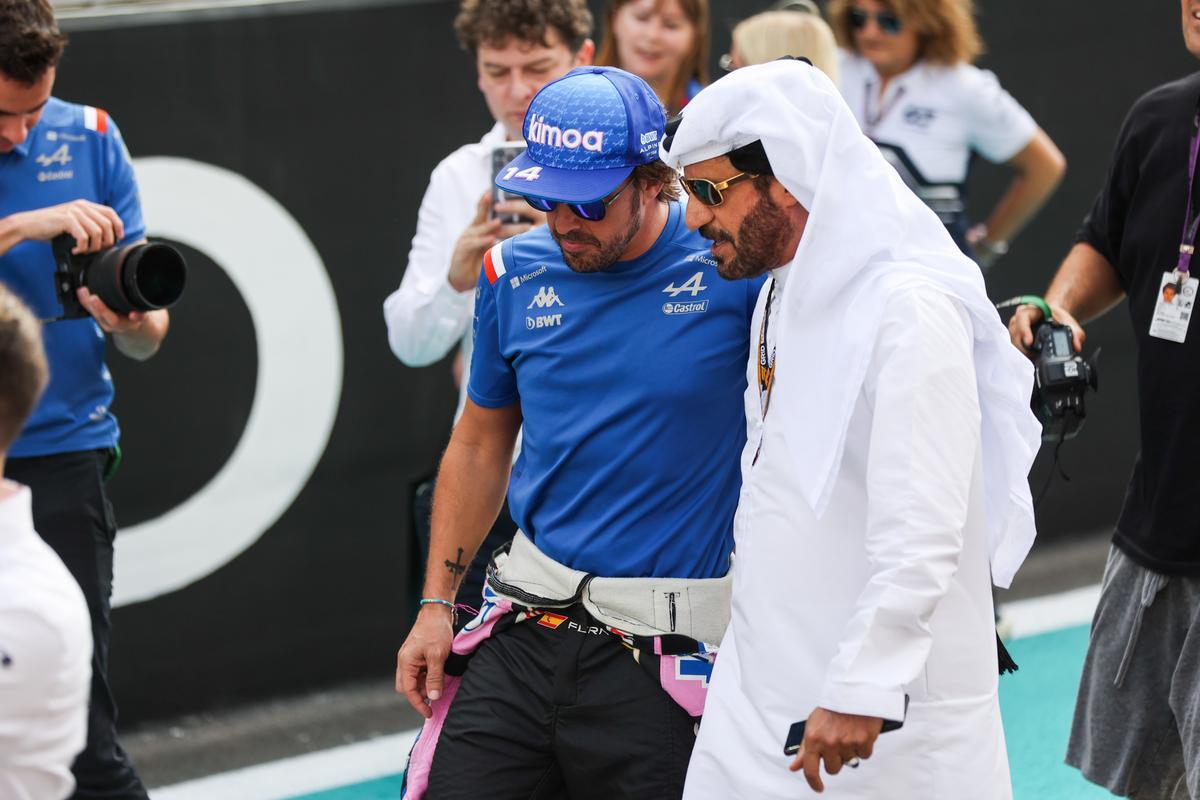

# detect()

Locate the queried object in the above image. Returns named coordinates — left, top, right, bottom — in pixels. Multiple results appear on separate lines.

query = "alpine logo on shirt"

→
left=662, top=271, right=710, bottom=315
left=35, top=143, right=75, bottom=182
left=36, top=143, right=72, bottom=168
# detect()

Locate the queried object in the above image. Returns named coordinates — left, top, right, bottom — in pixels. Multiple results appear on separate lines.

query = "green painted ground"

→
left=288, top=624, right=1113, bottom=800
left=1001, top=625, right=1112, bottom=800
left=289, top=775, right=404, bottom=800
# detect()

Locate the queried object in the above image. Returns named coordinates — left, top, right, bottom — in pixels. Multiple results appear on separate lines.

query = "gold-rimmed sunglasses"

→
left=680, top=171, right=758, bottom=207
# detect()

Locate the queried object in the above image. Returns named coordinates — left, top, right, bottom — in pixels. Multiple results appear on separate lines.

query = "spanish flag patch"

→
left=536, top=612, right=568, bottom=630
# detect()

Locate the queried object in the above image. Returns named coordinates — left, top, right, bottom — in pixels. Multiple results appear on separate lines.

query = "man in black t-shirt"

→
left=1008, top=5, right=1200, bottom=797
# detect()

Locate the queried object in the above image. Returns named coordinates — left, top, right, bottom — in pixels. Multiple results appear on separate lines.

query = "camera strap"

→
left=1175, top=107, right=1200, bottom=276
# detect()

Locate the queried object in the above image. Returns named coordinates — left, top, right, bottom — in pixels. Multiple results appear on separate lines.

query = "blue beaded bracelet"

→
left=419, top=598, right=456, bottom=611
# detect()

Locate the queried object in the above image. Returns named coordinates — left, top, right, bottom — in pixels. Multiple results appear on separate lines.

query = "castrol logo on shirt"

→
left=527, top=114, right=605, bottom=152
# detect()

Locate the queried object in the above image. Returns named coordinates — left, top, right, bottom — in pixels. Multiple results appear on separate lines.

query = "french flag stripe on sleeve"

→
left=483, top=242, right=507, bottom=285
left=84, top=106, right=109, bottom=134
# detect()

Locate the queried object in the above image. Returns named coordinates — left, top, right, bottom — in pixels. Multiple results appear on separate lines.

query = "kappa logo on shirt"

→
left=527, top=286, right=565, bottom=309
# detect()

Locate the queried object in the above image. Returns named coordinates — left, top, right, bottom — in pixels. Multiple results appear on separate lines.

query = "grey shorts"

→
left=1066, top=545, right=1200, bottom=799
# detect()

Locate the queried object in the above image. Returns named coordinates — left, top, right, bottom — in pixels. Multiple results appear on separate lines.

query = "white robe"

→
left=683, top=273, right=1012, bottom=799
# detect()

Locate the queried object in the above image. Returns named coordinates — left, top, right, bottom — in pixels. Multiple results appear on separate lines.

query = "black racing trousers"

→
left=425, top=604, right=697, bottom=799
left=5, top=450, right=148, bottom=800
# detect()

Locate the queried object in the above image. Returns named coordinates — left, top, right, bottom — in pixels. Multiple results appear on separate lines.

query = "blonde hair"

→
left=731, top=10, right=839, bottom=84
left=596, top=0, right=710, bottom=115
left=828, top=0, right=983, bottom=65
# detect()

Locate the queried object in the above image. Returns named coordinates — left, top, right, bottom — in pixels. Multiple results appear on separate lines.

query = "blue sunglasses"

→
left=524, top=176, right=635, bottom=221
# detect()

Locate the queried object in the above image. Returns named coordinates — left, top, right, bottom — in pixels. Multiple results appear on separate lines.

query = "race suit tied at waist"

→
left=486, top=530, right=732, bottom=645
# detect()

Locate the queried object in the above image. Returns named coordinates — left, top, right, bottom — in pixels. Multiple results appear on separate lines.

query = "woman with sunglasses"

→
left=829, top=0, right=1065, bottom=271
left=595, top=0, right=709, bottom=115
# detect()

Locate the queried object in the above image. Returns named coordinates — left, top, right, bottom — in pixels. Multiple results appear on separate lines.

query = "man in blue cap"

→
left=395, top=66, right=762, bottom=799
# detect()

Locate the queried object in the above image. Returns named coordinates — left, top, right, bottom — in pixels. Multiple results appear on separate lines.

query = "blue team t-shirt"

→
left=469, top=200, right=762, bottom=579
left=0, top=98, right=145, bottom=457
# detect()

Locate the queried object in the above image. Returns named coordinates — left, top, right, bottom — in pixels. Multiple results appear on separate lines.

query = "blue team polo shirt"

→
left=0, top=97, right=145, bottom=457
left=469, top=200, right=762, bottom=579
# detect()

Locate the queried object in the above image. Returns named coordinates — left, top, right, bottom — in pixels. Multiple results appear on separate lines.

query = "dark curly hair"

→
left=634, top=160, right=682, bottom=203
left=455, top=0, right=592, bottom=55
left=0, top=0, right=66, bottom=85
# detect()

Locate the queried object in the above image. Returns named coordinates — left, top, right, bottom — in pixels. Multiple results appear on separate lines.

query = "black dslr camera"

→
left=1029, top=319, right=1099, bottom=442
left=50, top=234, right=187, bottom=320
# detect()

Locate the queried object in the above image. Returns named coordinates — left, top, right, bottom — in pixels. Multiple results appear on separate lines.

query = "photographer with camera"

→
left=0, top=2, right=168, bottom=797
left=1007, top=3, right=1200, bottom=795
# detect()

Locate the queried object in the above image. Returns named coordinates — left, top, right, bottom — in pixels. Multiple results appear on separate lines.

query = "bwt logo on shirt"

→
left=526, top=314, right=563, bottom=329
left=527, top=114, right=605, bottom=152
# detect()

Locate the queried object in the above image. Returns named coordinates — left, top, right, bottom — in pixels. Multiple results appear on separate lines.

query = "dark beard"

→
left=702, top=191, right=793, bottom=281
left=553, top=189, right=643, bottom=273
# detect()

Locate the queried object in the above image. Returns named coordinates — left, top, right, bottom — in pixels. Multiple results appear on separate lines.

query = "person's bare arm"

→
left=971, top=129, right=1066, bottom=267
left=0, top=200, right=124, bottom=257
left=395, top=398, right=521, bottom=717
left=1008, top=241, right=1126, bottom=354
left=76, top=271, right=170, bottom=361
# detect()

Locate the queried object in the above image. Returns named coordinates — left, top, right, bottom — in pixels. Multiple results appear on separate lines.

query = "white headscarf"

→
left=660, top=60, right=1041, bottom=588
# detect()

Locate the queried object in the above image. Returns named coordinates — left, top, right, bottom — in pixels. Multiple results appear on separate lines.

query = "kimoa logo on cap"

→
left=528, top=114, right=605, bottom=152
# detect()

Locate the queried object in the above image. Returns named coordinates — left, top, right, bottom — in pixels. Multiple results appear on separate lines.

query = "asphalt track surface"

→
left=129, top=531, right=1114, bottom=799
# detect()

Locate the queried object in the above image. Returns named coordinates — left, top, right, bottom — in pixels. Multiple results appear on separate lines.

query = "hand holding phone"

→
left=492, top=141, right=535, bottom=225
left=784, top=698, right=908, bottom=793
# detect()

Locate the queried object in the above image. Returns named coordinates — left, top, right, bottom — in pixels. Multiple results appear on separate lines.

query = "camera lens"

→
left=123, top=243, right=186, bottom=310
left=86, top=242, right=187, bottom=314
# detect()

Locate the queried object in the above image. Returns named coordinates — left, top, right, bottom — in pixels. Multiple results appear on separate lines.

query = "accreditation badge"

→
left=1149, top=270, right=1198, bottom=343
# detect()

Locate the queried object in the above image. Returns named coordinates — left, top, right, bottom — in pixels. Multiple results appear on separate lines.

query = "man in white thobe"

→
left=660, top=59, right=1043, bottom=799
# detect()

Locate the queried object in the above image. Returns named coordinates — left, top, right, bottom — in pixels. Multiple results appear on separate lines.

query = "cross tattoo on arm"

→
left=444, top=547, right=467, bottom=589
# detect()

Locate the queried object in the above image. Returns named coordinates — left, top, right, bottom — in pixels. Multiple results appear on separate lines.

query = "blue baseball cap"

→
left=494, top=66, right=667, bottom=204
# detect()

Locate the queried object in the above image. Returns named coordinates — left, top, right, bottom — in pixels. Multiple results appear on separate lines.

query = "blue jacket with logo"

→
left=469, top=200, right=763, bottom=580
left=0, top=97, right=145, bottom=456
